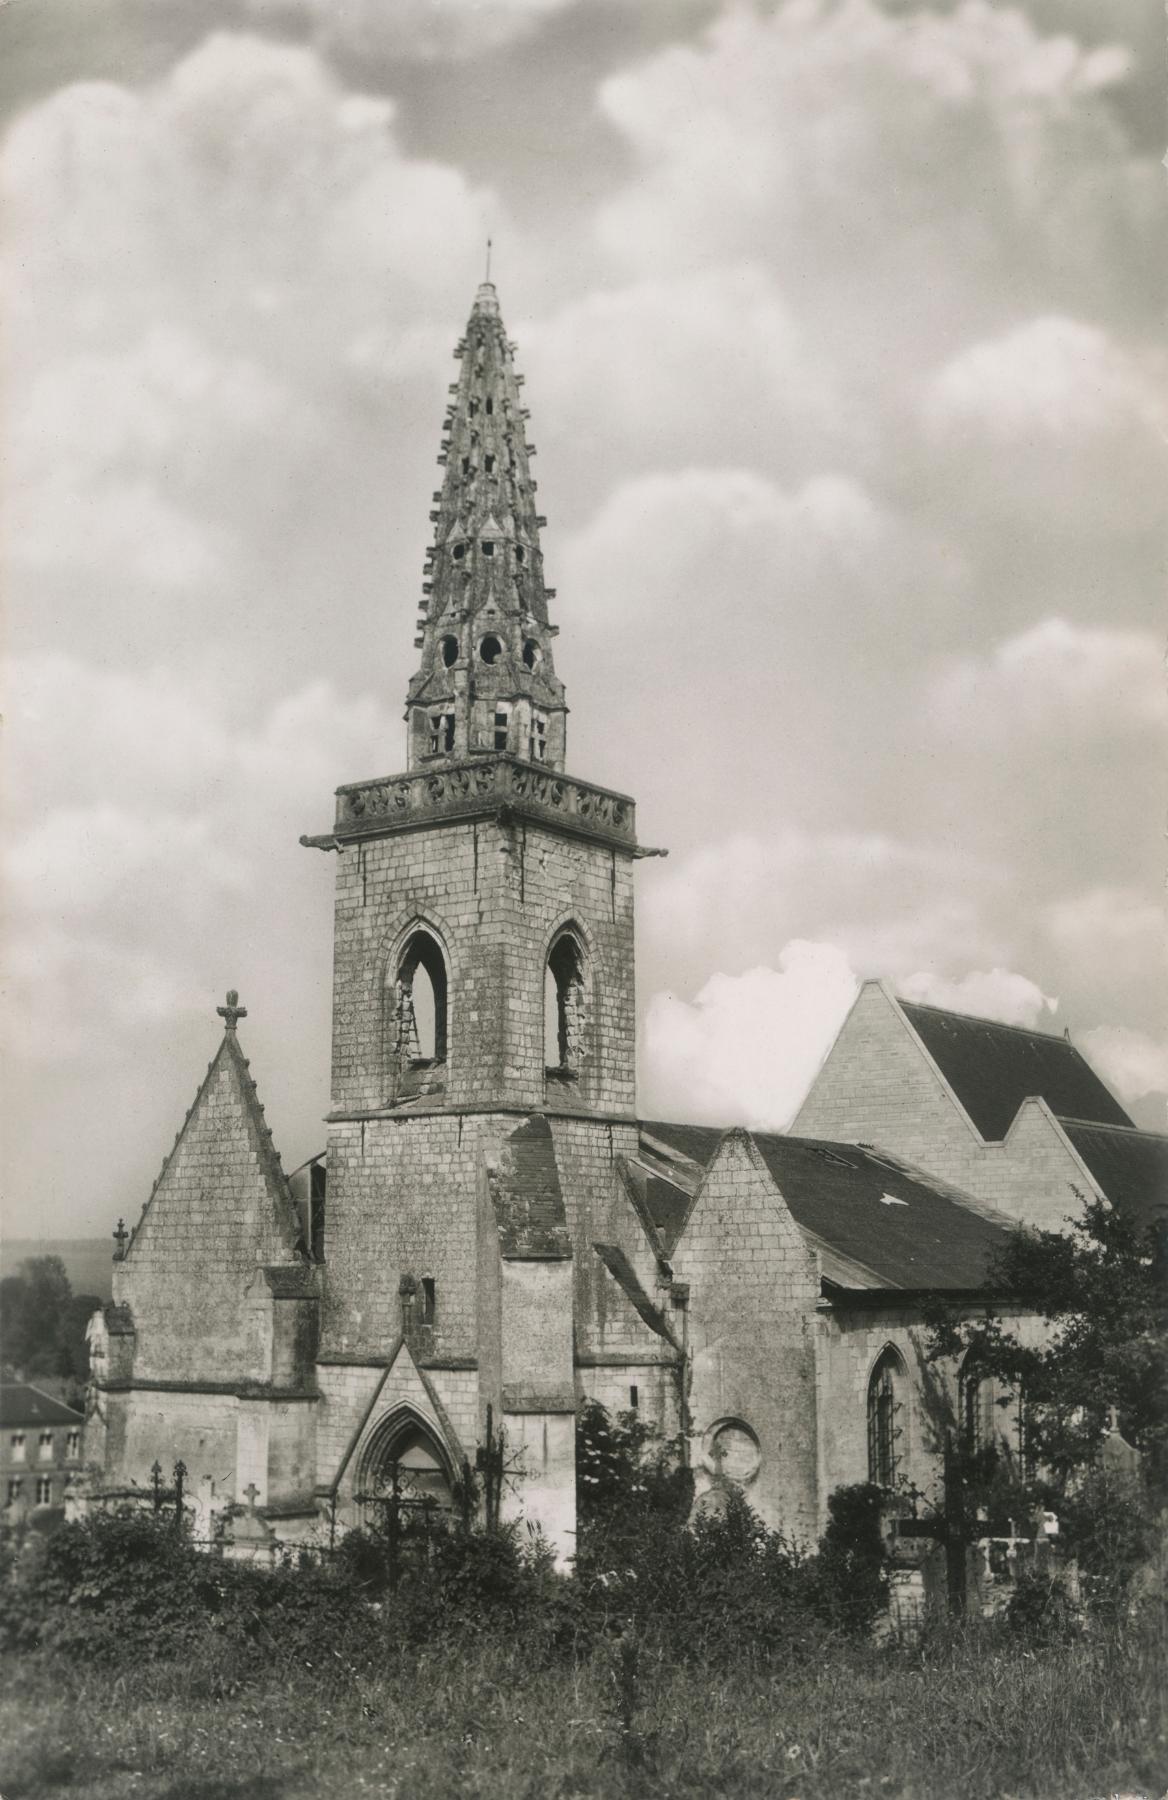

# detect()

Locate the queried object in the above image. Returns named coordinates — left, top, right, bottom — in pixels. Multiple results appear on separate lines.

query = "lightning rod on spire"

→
left=485, top=237, right=492, bottom=282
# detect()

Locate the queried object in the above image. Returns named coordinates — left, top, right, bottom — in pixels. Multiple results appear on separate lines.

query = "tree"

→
left=0, top=1256, right=98, bottom=1397
left=927, top=1199, right=1167, bottom=1599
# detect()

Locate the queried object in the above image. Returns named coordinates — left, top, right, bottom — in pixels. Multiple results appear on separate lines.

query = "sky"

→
left=2, top=0, right=1164, bottom=1240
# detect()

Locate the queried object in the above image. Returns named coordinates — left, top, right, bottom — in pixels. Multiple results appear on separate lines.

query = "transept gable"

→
left=118, top=994, right=305, bottom=1277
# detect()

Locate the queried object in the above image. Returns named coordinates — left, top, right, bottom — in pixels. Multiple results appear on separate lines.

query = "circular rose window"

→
left=702, top=1418, right=761, bottom=1486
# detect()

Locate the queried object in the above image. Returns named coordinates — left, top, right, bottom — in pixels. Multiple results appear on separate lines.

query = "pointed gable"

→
left=899, top=1001, right=1132, bottom=1141
left=118, top=1010, right=305, bottom=1384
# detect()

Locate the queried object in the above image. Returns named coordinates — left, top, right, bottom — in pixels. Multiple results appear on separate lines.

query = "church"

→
left=85, top=280, right=1162, bottom=1561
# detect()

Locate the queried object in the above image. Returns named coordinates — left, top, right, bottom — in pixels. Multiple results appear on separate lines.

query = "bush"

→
left=813, top=1482, right=891, bottom=1636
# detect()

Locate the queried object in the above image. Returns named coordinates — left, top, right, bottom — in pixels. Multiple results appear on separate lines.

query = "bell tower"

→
left=304, top=275, right=648, bottom=1365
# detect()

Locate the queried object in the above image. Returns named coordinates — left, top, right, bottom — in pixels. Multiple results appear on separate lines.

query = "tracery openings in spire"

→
left=404, top=279, right=567, bottom=773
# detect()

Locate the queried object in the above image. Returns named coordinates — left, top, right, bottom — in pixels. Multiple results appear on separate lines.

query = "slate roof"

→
left=1059, top=1119, right=1168, bottom=1233
left=0, top=1383, right=84, bottom=1428
left=899, top=1001, right=1132, bottom=1141
left=592, top=1243, right=679, bottom=1347
left=639, top=1121, right=1017, bottom=1292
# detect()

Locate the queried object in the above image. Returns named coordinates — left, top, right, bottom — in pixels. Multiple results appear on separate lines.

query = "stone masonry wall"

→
left=793, top=983, right=1098, bottom=1232
left=670, top=1132, right=821, bottom=1543
left=815, top=1305, right=1048, bottom=1530
left=329, top=813, right=636, bottom=1118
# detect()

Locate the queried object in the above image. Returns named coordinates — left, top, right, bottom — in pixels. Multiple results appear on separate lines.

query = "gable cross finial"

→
left=217, top=989, right=247, bottom=1032
left=113, top=1218, right=129, bottom=1260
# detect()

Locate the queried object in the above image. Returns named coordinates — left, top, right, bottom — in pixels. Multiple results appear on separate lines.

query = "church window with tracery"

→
left=493, top=703, right=511, bottom=751
left=867, top=1348, right=905, bottom=1488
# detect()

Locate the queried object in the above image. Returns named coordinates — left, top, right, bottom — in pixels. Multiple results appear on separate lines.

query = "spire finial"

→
left=217, top=989, right=247, bottom=1032
left=485, top=236, right=492, bottom=282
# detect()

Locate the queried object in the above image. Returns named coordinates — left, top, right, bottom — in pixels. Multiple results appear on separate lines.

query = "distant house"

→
left=793, top=981, right=1168, bottom=1236
left=1, top=1383, right=85, bottom=1519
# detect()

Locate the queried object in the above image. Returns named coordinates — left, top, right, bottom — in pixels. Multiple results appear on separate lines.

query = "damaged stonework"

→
left=479, top=1115, right=575, bottom=1566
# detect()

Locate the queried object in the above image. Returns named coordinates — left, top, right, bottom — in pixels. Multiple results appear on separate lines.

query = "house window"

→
left=66, top=1430, right=81, bottom=1460
left=35, top=1477, right=52, bottom=1505
left=485, top=455, right=495, bottom=474
left=545, top=929, right=586, bottom=1072
left=867, top=1348, right=905, bottom=1488
left=629, top=1385, right=639, bottom=1411
left=493, top=703, right=511, bottom=751
left=38, top=1432, right=53, bottom=1462
left=485, top=397, right=493, bottom=415
left=10, top=1434, right=25, bottom=1463
left=428, top=711, right=455, bottom=754
left=530, top=712, right=548, bottom=762
left=7, top=1478, right=22, bottom=1504
left=420, top=1277, right=436, bottom=1325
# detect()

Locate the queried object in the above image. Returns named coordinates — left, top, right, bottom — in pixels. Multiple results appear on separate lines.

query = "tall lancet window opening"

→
left=545, top=930, right=586, bottom=1075
left=867, top=1348, right=906, bottom=1488
left=961, top=1356, right=1025, bottom=1473
left=393, top=930, right=448, bottom=1100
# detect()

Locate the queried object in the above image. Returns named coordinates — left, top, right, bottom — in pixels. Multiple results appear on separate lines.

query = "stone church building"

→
left=86, top=281, right=1161, bottom=1562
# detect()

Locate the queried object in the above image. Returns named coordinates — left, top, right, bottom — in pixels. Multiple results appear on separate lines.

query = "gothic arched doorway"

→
left=356, top=1410, right=457, bottom=1534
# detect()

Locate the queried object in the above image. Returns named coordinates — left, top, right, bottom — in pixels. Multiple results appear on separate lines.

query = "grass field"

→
left=2, top=1612, right=1164, bottom=1800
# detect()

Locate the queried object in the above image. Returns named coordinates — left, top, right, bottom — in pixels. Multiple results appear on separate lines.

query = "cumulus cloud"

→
left=1043, top=887, right=1164, bottom=978
left=897, top=967, right=1057, bottom=1028
left=636, top=828, right=1008, bottom=1011
left=244, top=0, right=572, bottom=64
left=594, top=0, right=1157, bottom=343
left=924, top=316, right=1167, bottom=534
left=1, top=32, right=498, bottom=671
left=2, top=653, right=399, bottom=1071
left=522, top=266, right=847, bottom=503
left=930, top=618, right=1167, bottom=737
left=643, top=940, right=859, bottom=1128
left=1079, top=1026, right=1168, bottom=1111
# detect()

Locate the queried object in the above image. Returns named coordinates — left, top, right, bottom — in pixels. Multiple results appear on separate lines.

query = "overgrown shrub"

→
left=813, top=1482, right=891, bottom=1636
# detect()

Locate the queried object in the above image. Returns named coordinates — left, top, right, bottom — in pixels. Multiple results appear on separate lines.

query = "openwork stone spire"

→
left=405, top=281, right=567, bottom=772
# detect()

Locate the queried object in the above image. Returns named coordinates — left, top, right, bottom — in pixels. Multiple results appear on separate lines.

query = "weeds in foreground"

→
left=1, top=1605, right=1164, bottom=1800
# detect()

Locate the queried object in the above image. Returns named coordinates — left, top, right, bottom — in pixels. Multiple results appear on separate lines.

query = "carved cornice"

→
left=304, top=755, right=638, bottom=852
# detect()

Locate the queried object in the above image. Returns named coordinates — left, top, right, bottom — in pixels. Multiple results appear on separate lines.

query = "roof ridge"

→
left=1058, top=1114, right=1168, bottom=1141
left=898, top=998, right=1071, bottom=1045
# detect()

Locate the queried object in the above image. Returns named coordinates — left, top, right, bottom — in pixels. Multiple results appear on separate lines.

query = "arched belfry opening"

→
left=391, top=927, right=448, bottom=1101
left=545, top=928, right=587, bottom=1079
